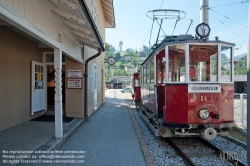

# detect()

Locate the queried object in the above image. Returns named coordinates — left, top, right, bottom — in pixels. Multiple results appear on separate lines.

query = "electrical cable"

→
left=159, top=0, right=165, bottom=9
left=210, top=12, right=247, bottom=50
left=210, top=0, right=249, bottom=9
left=209, top=8, right=248, bottom=29
left=210, top=12, right=245, bottom=38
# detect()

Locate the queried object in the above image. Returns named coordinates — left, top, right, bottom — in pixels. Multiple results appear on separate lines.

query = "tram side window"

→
left=150, top=59, right=154, bottom=84
left=144, top=67, right=146, bottom=85
left=135, top=78, right=140, bottom=87
left=146, top=63, right=150, bottom=84
left=142, top=66, right=144, bottom=85
left=189, top=45, right=218, bottom=82
left=168, top=45, right=186, bottom=82
left=157, top=58, right=166, bottom=84
left=221, top=46, right=232, bottom=82
left=140, top=67, right=143, bottom=85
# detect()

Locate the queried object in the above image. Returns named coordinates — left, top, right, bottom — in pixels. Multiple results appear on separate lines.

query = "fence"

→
left=234, top=93, right=247, bottom=127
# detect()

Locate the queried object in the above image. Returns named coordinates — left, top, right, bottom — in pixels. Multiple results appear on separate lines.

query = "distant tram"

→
left=131, top=72, right=141, bottom=107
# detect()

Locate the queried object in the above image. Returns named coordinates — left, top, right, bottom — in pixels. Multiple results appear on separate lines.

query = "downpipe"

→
left=84, top=49, right=102, bottom=121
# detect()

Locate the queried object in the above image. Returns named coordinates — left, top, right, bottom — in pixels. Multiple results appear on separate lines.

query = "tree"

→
left=109, top=45, right=116, bottom=53
left=142, top=45, right=152, bottom=57
left=105, top=42, right=110, bottom=52
left=115, top=53, right=121, bottom=61
left=105, top=42, right=144, bottom=79
left=116, top=61, right=124, bottom=70
left=112, top=68, right=125, bottom=76
left=234, top=56, right=247, bottom=75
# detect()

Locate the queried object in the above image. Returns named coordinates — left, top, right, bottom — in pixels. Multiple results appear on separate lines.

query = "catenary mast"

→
left=200, top=0, right=209, bottom=24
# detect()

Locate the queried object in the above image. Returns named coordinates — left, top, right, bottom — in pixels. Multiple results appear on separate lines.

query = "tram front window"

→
left=221, top=46, right=232, bottom=82
left=168, top=45, right=186, bottom=82
left=189, top=45, right=218, bottom=82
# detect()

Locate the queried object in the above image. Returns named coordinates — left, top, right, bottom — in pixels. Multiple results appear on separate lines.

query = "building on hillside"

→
left=106, top=79, right=123, bottom=89
left=0, top=0, right=115, bottom=138
left=109, top=76, right=132, bottom=87
left=124, top=66, right=136, bottom=75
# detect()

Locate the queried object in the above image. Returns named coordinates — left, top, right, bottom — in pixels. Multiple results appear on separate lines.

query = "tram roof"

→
left=141, top=34, right=235, bottom=66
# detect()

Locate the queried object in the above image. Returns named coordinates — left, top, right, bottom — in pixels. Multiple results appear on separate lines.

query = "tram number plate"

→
left=201, top=96, right=207, bottom=102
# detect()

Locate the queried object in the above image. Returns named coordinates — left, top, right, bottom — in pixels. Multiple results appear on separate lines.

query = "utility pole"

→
left=247, top=4, right=250, bottom=165
left=200, top=0, right=209, bottom=24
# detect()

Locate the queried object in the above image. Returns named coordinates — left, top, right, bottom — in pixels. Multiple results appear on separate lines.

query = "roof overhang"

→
left=101, top=0, right=115, bottom=28
left=51, top=0, right=105, bottom=51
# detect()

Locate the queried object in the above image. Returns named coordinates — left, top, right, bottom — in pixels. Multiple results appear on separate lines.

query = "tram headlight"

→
left=198, top=108, right=209, bottom=120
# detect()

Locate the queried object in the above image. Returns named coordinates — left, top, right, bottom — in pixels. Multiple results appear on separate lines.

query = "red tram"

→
left=131, top=72, right=141, bottom=107
left=135, top=35, right=235, bottom=140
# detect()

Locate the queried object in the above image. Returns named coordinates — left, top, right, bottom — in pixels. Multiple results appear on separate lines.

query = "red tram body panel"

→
left=164, top=85, right=234, bottom=124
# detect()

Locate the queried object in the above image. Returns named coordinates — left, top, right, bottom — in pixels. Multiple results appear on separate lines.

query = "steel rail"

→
left=166, top=138, right=196, bottom=166
left=198, top=137, right=246, bottom=166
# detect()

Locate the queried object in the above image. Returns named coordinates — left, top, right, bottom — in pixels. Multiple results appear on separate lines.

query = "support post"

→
left=240, top=93, right=244, bottom=124
left=247, top=4, right=250, bottom=165
left=200, top=0, right=209, bottom=24
left=54, top=48, right=63, bottom=139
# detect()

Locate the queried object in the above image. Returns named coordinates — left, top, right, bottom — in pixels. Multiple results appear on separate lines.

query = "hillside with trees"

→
left=105, top=43, right=151, bottom=81
left=105, top=42, right=247, bottom=81
left=234, top=55, right=247, bottom=75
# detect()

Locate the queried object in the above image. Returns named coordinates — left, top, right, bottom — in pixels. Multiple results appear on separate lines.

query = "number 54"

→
left=201, top=96, right=207, bottom=102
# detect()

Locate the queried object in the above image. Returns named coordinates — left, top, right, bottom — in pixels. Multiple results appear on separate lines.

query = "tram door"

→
left=156, top=53, right=166, bottom=117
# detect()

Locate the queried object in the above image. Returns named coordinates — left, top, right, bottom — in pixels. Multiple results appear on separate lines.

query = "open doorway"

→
left=46, top=65, right=65, bottom=114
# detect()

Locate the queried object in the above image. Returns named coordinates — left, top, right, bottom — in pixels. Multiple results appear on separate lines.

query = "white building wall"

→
left=0, top=0, right=83, bottom=62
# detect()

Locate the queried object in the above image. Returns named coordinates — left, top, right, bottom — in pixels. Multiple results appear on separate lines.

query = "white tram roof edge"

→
left=141, top=34, right=235, bottom=66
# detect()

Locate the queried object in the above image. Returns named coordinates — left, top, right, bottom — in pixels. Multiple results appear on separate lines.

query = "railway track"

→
left=166, top=137, right=246, bottom=166
left=128, top=102, right=247, bottom=165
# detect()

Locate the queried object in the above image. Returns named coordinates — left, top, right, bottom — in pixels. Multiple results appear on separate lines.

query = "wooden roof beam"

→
left=77, top=37, right=99, bottom=49
left=72, top=30, right=96, bottom=42
left=51, top=0, right=78, bottom=9
left=53, top=8, right=85, bottom=25
left=64, top=20, right=91, bottom=35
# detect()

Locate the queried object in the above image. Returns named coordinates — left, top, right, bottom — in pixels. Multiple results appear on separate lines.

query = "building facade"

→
left=0, top=0, right=115, bottom=138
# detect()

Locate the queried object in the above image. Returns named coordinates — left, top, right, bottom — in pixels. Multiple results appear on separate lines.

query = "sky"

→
left=106, top=0, right=250, bottom=56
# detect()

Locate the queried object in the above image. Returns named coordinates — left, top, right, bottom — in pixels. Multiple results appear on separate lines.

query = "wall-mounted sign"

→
left=67, top=78, right=82, bottom=89
left=68, top=70, right=82, bottom=78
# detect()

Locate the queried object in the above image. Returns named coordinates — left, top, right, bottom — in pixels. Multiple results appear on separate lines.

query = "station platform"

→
left=0, top=90, right=149, bottom=166
left=56, top=96, right=147, bottom=166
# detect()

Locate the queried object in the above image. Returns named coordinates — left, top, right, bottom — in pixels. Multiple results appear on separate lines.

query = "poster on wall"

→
left=68, top=70, right=82, bottom=78
left=67, top=78, right=82, bottom=89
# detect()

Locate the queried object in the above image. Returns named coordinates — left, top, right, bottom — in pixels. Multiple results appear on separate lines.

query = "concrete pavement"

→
left=0, top=89, right=147, bottom=166
left=57, top=92, right=146, bottom=166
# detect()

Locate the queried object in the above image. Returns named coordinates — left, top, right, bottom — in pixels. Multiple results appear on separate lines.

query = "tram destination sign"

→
left=188, top=84, right=221, bottom=93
